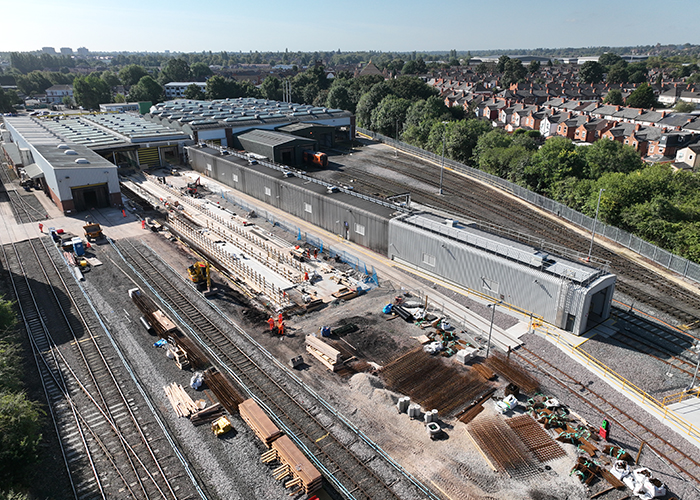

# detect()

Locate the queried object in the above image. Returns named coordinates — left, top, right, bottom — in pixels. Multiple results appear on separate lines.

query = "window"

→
left=354, top=223, right=365, bottom=235
left=264, top=187, right=271, bottom=196
left=232, top=173, right=238, bottom=182
left=304, top=203, right=312, bottom=213
left=422, top=253, right=435, bottom=267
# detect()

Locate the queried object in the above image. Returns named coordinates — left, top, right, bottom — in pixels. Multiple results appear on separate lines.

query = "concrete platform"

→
left=667, top=396, right=700, bottom=432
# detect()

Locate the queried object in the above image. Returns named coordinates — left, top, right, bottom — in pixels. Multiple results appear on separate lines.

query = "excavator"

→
left=185, top=176, right=202, bottom=197
left=187, top=261, right=215, bottom=296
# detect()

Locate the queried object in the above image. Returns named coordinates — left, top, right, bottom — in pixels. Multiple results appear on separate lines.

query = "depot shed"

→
left=388, top=212, right=616, bottom=335
left=234, top=129, right=317, bottom=166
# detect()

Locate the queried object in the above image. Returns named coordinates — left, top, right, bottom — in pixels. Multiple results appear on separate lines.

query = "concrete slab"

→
left=667, top=396, right=700, bottom=431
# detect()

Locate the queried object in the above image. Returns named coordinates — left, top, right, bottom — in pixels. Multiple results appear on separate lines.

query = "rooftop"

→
left=33, top=143, right=118, bottom=170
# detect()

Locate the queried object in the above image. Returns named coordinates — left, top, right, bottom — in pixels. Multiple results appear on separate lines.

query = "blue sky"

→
left=5, top=0, right=699, bottom=53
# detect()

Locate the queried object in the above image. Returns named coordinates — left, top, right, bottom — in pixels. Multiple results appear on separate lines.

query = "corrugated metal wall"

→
left=189, top=148, right=390, bottom=254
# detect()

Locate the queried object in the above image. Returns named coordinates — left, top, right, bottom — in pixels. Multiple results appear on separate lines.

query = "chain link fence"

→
left=358, top=127, right=700, bottom=285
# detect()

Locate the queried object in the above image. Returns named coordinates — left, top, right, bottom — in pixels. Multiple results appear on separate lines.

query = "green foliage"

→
left=473, top=129, right=536, bottom=181
left=401, top=59, right=426, bottom=74
left=370, top=95, right=412, bottom=136
left=0, top=488, right=29, bottom=500
left=579, top=61, right=604, bottom=84
left=113, top=93, right=126, bottom=103
left=260, top=76, right=282, bottom=101
left=190, top=62, right=212, bottom=80
left=674, top=101, right=696, bottom=113
left=100, top=71, right=121, bottom=88
left=606, top=62, right=628, bottom=84
left=603, top=89, right=624, bottom=105
left=127, top=76, right=162, bottom=103
left=0, top=342, right=22, bottom=393
left=290, top=65, right=330, bottom=104
left=497, top=55, right=510, bottom=73
left=184, top=84, right=204, bottom=100
left=528, top=60, right=541, bottom=74
left=0, top=88, right=17, bottom=113
left=73, top=75, right=111, bottom=110
left=581, top=139, right=644, bottom=179
left=10, top=52, right=74, bottom=73
left=501, top=59, right=527, bottom=86
left=625, top=83, right=656, bottom=109
left=159, top=58, right=191, bottom=84
left=118, top=64, right=148, bottom=87
left=598, top=53, right=624, bottom=67
left=0, top=392, right=43, bottom=486
left=14, top=72, right=52, bottom=96
left=204, top=75, right=259, bottom=100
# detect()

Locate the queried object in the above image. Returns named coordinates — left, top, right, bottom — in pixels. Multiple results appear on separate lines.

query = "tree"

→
left=579, top=61, right=604, bottom=84
left=370, top=95, right=412, bottom=136
left=497, top=55, right=511, bottom=73
left=355, top=82, right=391, bottom=127
left=100, top=71, right=121, bottom=88
left=159, top=58, right=191, bottom=84
left=260, top=76, right=282, bottom=101
left=581, top=139, right=643, bottom=179
left=598, top=53, right=623, bottom=67
left=184, top=84, right=204, bottom=100
left=0, top=392, right=44, bottom=486
left=606, top=62, right=628, bottom=84
left=127, top=76, right=163, bottom=104
left=603, top=89, right=624, bottom=105
left=674, top=101, right=696, bottom=112
left=325, top=84, right=352, bottom=111
left=625, top=83, right=656, bottom=109
left=190, top=62, right=212, bottom=80
left=113, top=93, right=126, bottom=103
left=502, top=59, right=527, bottom=86
left=528, top=60, right=541, bottom=74
left=118, top=64, right=148, bottom=87
left=0, top=88, right=18, bottom=113
left=475, top=62, right=488, bottom=74
left=524, top=137, right=585, bottom=196
left=61, top=95, right=73, bottom=108
left=73, top=75, right=111, bottom=110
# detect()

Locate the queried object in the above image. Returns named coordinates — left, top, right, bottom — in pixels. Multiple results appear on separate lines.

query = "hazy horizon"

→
left=5, top=0, right=699, bottom=54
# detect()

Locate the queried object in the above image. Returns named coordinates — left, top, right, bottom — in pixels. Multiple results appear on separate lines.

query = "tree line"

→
left=0, top=297, right=43, bottom=500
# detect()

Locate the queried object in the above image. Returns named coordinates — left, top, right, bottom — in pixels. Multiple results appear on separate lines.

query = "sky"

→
left=4, top=0, right=700, bottom=54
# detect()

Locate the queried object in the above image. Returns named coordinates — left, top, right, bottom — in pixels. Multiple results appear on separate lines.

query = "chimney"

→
left=586, top=115, right=590, bottom=122
left=638, top=108, right=643, bottom=115
left=616, top=106, right=621, bottom=112
left=635, top=124, right=641, bottom=131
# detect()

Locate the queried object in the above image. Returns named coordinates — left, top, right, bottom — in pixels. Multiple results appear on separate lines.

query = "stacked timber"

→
left=262, top=435, right=322, bottom=495
left=305, top=335, right=341, bottom=371
left=164, top=383, right=199, bottom=417
left=239, top=399, right=282, bottom=447
left=151, top=310, right=178, bottom=335
left=205, top=368, right=245, bottom=413
left=190, top=403, right=225, bottom=426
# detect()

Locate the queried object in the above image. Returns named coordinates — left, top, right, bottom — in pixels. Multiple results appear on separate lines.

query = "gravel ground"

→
left=519, top=332, right=700, bottom=500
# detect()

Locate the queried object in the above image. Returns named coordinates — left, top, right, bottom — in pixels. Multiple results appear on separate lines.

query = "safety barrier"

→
left=663, top=388, right=700, bottom=407
left=535, top=324, right=700, bottom=445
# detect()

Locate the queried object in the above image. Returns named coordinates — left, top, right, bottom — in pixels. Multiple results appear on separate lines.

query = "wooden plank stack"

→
left=205, top=368, right=245, bottom=413
left=164, top=383, right=199, bottom=417
left=305, top=335, right=341, bottom=371
left=190, top=402, right=225, bottom=426
left=261, top=435, right=322, bottom=496
left=239, top=399, right=282, bottom=447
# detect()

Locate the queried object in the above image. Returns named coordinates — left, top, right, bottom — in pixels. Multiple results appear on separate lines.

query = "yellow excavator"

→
left=187, top=261, right=214, bottom=296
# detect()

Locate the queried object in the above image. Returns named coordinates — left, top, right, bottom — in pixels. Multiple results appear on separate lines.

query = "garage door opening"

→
left=71, top=183, right=109, bottom=212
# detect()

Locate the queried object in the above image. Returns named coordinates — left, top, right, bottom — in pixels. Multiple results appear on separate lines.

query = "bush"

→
left=0, top=392, right=44, bottom=486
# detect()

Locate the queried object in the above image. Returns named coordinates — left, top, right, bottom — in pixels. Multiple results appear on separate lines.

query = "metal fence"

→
left=358, top=127, right=700, bottom=285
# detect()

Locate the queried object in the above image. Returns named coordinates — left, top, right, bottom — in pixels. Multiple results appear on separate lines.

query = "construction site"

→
left=2, top=125, right=700, bottom=500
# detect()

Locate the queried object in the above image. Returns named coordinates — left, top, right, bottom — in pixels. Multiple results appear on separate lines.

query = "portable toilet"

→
left=71, top=237, right=85, bottom=256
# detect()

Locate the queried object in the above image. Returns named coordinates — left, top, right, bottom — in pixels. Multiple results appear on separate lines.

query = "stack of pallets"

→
left=305, top=335, right=341, bottom=371
left=262, top=435, right=322, bottom=496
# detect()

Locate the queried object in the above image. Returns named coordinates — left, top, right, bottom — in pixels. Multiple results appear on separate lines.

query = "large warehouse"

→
left=389, top=212, right=616, bottom=335
left=147, top=97, right=354, bottom=147
left=2, top=116, right=122, bottom=212
left=186, top=145, right=616, bottom=335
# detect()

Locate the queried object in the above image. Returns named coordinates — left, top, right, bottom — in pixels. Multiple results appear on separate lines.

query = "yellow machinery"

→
left=83, top=223, right=103, bottom=241
left=211, top=416, right=233, bottom=437
left=187, top=261, right=214, bottom=296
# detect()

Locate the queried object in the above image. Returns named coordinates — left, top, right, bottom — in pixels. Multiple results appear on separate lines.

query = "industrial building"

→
left=2, top=116, right=121, bottom=212
left=186, top=145, right=615, bottom=335
left=235, top=129, right=317, bottom=166
left=388, top=212, right=615, bottom=335
left=164, top=82, right=207, bottom=99
left=147, top=98, right=354, bottom=147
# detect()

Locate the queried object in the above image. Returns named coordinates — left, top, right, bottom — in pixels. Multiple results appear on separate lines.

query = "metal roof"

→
left=237, top=129, right=316, bottom=148
left=23, top=163, right=44, bottom=179
left=399, top=212, right=603, bottom=284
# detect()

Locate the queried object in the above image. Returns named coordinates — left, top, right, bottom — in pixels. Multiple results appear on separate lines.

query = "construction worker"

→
left=278, top=321, right=285, bottom=336
left=278, top=313, right=284, bottom=324
left=122, top=208, right=126, bottom=217
left=267, top=317, right=275, bottom=331
left=313, top=248, right=318, bottom=259
left=38, top=223, right=43, bottom=233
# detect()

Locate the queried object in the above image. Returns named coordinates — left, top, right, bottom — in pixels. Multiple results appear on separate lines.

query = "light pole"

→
left=587, top=188, right=605, bottom=262
left=688, top=342, right=700, bottom=392
left=438, top=121, right=448, bottom=195
left=485, top=300, right=502, bottom=359
left=395, top=118, right=399, bottom=158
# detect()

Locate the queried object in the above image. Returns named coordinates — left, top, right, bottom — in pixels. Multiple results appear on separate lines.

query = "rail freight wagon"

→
left=302, top=151, right=328, bottom=167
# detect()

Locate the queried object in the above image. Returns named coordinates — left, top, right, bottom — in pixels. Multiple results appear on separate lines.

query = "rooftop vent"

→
left=64, top=149, right=78, bottom=155
left=57, top=144, right=70, bottom=149
left=444, top=219, right=457, bottom=227
left=74, top=158, right=90, bottom=164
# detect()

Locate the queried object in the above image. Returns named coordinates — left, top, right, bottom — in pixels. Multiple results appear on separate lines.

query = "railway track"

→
left=0, top=164, right=48, bottom=224
left=323, top=140, right=700, bottom=325
left=0, top=235, right=205, bottom=500
left=112, top=237, right=438, bottom=500
left=513, top=344, right=700, bottom=496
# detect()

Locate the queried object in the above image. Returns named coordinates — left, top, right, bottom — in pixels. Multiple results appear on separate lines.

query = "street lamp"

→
left=587, top=188, right=605, bottom=262
left=687, top=342, right=700, bottom=392
left=438, top=121, right=448, bottom=195
left=485, top=300, right=503, bottom=359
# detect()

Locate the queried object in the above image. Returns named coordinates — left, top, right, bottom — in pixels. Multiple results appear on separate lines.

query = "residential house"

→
left=673, top=144, right=700, bottom=170
left=46, top=85, right=73, bottom=104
